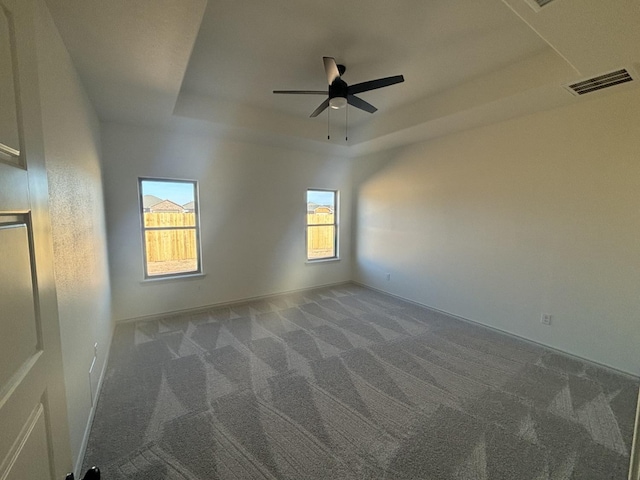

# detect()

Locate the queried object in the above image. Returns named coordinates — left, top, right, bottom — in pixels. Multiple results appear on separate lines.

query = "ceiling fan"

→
left=273, top=57, right=404, bottom=117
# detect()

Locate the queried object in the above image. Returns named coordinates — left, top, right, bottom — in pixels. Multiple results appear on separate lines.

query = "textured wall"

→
left=35, top=1, right=112, bottom=469
left=101, top=122, right=352, bottom=321
left=353, top=88, right=640, bottom=375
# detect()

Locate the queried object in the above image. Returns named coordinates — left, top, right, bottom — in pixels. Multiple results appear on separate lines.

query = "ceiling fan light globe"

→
left=329, top=97, right=347, bottom=109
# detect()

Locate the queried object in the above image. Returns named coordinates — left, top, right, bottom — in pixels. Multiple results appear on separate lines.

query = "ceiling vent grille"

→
left=564, top=68, right=635, bottom=96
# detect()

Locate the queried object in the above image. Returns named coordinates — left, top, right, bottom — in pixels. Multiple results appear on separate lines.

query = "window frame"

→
left=306, top=189, right=339, bottom=262
left=138, top=177, right=203, bottom=280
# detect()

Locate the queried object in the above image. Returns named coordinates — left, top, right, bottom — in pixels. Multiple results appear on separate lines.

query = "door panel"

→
left=0, top=2, right=21, bottom=165
left=0, top=0, right=72, bottom=478
left=0, top=221, right=39, bottom=390
left=1, top=403, right=53, bottom=480
left=0, top=166, right=28, bottom=207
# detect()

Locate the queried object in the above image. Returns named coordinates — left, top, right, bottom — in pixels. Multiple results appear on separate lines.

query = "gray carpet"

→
left=83, top=284, right=639, bottom=479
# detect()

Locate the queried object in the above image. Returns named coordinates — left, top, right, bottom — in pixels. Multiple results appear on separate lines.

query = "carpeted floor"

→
left=83, top=284, right=639, bottom=479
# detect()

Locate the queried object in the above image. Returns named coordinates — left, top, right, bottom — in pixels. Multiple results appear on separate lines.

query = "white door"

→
left=0, top=0, right=73, bottom=478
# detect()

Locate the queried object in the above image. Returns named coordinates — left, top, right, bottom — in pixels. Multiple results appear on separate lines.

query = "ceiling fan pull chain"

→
left=345, top=104, right=348, bottom=142
left=328, top=107, right=330, bottom=140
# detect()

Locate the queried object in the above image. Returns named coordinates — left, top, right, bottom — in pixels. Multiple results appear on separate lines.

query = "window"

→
left=139, top=178, right=202, bottom=278
left=306, top=189, right=338, bottom=260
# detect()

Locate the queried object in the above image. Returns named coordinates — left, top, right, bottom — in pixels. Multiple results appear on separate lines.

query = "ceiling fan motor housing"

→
left=329, top=78, right=348, bottom=100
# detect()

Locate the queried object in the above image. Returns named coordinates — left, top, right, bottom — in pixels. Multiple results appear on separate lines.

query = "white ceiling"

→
left=45, top=0, right=640, bottom=156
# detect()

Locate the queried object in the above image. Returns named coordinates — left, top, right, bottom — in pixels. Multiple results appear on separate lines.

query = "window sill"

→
left=140, top=272, right=206, bottom=284
left=305, top=258, right=340, bottom=264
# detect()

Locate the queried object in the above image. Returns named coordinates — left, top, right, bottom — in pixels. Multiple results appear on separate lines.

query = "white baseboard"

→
left=73, top=327, right=113, bottom=477
left=353, top=281, right=639, bottom=380
left=630, top=389, right=640, bottom=480
left=115, top=280, right=353, bottom=325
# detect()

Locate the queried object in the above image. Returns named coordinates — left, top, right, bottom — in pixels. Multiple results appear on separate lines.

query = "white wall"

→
left=35, top=1, right=112, bottom=470
left=101, top=122, right=352, bottom=321
left=353, top=88, right=640, bottom=375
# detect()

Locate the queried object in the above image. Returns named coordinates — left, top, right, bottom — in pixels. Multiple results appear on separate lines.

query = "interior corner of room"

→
left=1, top=0, right=639, bottom=478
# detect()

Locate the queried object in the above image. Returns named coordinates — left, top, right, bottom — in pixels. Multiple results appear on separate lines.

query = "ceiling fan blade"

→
left=310, top=98, right=330, bottom=117
left=348, top=75, right=405, bottom=95
left=273, top=90, right=328, bottom=95
left=323, top=57, right=341, bottom=85
left=347, top=95, right=377, bottom=114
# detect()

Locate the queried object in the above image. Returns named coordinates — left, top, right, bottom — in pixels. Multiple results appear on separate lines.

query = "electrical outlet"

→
left=385, top=273, right=391, bottom=281
left=541, top=313, right=552, bottom=325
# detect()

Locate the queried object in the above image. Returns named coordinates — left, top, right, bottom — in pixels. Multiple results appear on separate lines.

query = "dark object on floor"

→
left=65, top=466, right=100, bottom=480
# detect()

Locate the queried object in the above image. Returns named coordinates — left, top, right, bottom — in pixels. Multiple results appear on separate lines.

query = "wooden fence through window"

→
left=307, top=213, right=336, bottom=258
left=143, top=212, right=336, bottom=262
left=144, top=213, right=197, bottom=262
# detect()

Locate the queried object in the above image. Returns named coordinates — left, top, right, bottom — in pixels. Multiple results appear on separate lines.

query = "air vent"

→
left=564, top=68, right=635, bottom=96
